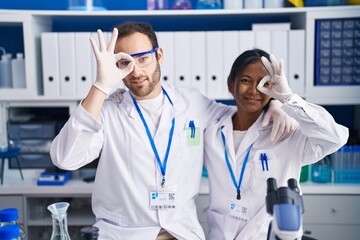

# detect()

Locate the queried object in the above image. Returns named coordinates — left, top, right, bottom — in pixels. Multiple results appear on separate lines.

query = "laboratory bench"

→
left=1, top=168, right=360, bottom=240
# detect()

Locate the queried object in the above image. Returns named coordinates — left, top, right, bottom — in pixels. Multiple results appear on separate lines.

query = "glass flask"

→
left=48, top=202, right=71, bottom=240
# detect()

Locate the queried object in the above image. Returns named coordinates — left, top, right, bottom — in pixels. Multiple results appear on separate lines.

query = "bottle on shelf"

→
left=11, top=53, right=26, bottom=89
left=147, top=0, right=169, bottom=10
left=196, top=0, right=222, bottom=9
left=0, top=225, right=20, bottom=240
left=224, top=0, right=243, bottom=9
left=244, top=0, right=263, bottom=8
left=0, top=208, right=27, bottom=240
left=0, top=49, right=12, bottom=88
left=80, top=226, right=99, bottom=240
left=172, top=0, right=192, bottom=9
left=47, top=202, right=71, bottom=240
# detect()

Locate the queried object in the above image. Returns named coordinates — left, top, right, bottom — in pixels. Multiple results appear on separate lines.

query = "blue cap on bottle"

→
left=0, top=208, right=19, bottom=222
left=0, top=225, right=20, bottom=239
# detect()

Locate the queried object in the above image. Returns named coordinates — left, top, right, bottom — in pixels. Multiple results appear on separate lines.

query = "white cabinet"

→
left=25, top=194, right=95, bottom=240
left=302, top=194, right=360, bottom=240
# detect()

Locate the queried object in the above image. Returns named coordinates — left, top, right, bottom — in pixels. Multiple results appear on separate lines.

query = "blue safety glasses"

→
left=117, top=46, right=158, bottom=69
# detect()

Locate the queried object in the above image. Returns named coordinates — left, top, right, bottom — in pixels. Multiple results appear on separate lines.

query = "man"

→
left=50, top=22, right=296, bottom=239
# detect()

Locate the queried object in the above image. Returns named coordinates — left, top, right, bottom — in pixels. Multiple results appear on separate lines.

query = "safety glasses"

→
left=117, top=46, right=158, bottom=69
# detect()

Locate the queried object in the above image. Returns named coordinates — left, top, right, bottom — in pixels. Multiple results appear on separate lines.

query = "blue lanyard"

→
left=130, top=87, right=175, bottom=188
left=220, top=126, right=253, bottom=200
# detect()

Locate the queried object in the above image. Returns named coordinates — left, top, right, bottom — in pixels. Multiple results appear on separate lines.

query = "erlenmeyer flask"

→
left=47, top=202, right=71, bottom=240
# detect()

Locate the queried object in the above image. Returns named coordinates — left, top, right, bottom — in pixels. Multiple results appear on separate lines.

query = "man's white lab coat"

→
left=50, top=85, right=230, bottom=240
left=204, top=94, right=349, bottom=240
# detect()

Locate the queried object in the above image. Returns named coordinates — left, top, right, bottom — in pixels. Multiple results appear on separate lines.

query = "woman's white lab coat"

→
left=204, top=94, right=348, bottom=240
left=50, top=85, right=230, bottom=240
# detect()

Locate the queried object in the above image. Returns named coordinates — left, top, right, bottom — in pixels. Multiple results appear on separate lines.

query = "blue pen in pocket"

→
left=260, top=153, right=265, bottom=171
left=260, top=153, right=269, bottom=172
left=189, top=120, right=195, bottom=138
left=264, top=153, right=269, bottom=171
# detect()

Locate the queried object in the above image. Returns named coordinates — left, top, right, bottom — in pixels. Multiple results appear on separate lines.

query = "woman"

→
left=204, top=49, right=348, bottom=240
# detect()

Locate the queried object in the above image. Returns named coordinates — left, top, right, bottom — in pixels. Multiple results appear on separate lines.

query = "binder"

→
left=58, top=32, right=77, bottom=97
left=222, top=31, right=240, bottom=99
left=206, top=31, right=224, bottom=99
left=254, top=30, right=271, bottom=53
left=157, top=31, right=175, bottom=86
left=271, top=30, right=289, bottom=78
left=288, top=30, right=305, bottom=97
left=174, top=31, right=191, bottom=88
left=91, top=32, right=98, bottom=87
left=74, top=32, right=92, bottom=99
left=41, top=32, right=60, bottom=97
left=238, top=31, right=255, bottom=53
left=190, top=31, right=206, bottom=95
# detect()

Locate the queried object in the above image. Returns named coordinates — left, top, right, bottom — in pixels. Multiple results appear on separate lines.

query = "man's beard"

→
left=124, top=63, right=161, bottom=98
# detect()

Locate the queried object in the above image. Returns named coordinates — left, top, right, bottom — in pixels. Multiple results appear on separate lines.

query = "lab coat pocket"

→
left=207, top=209, right=237, bottom=240
left=98, top=206, right=129, bottom=226
left=253, top=150, right=278, bottom=179
left=183, top=118, right=201, bottom=147
left=252, top=150, right=279, bottom=192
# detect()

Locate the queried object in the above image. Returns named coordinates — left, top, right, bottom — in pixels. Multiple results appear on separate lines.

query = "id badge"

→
left=149, top=186, right=176, bottom=210
left=229, top=199, right=249, bottom=222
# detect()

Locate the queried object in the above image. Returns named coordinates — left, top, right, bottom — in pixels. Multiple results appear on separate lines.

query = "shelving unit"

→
left=0, top=6, right=359, bottom=240
left=0, top=171, right=360, bottom=239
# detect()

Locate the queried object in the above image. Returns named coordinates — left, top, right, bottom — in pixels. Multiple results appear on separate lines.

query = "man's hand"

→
left=263, top=100, right=298, bottom=143
left=257, top=54, right=294, bottom=104
left=90, top=28, right=135, bottom=95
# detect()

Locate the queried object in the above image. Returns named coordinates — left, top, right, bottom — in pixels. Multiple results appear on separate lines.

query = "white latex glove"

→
left=263, top=99, right=299, bottom=143
left=90, top=28, right=135, bottom=95
left=257, top=54, right=294, bottom=103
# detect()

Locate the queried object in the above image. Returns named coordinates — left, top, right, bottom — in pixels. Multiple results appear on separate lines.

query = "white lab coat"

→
left=204, top=94, right=348, bottom=240
left=50, top=85, right=230, bottom=240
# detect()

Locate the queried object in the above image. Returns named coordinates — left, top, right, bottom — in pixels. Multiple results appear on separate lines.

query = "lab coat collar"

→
left=236, top=112, right=264, bottom=155
left=121, top=86, right=177, bottom=134
left=218, top=111, right=267, bottom=165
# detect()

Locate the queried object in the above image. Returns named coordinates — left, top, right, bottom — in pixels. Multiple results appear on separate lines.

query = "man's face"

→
left=115, top=32, right=163, bottom=100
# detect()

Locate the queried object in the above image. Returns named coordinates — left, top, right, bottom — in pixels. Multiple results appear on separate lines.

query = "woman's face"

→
left=229, top=60, right=271, bottom=115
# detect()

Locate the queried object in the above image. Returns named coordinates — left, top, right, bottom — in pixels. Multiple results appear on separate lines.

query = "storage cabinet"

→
left=302, top=194, right=360, bottom=240
left=305, top=7, right=360, bottom=105
left=25, top=195, right=95, bottom=240
left=0, top=176, right=360, bottom=240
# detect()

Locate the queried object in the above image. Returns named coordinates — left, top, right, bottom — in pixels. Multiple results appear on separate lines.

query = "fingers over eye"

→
left=97, top=29, right=106, bottom=52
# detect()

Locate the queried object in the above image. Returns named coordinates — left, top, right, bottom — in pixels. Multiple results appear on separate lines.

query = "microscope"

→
left=265, top=177, right=306, bottom=240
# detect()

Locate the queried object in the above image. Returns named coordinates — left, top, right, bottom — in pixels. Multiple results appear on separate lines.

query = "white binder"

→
left=174, top=31, right=191, bottom=88
left=206, top=31, right=224, bottom=99
left=190, top=31, right=206, bottom=95
left=222, top=31, right=240, bottom=99
left=91, top=32, right=98, bottom=86
left=75, top=32, right=92, bottom=99
left=41, top=32, right=60, bottom=97
left=288, top=30, right=305, bottom=97
left=254, top=30, right=271, bottom=53
left=238, top=31, right=255, bottom=53
left=58, top=32, right=77, bottom=97
left=157, top=31, right=175, bottom=86
left=271, top=30, right=289, bottom=78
